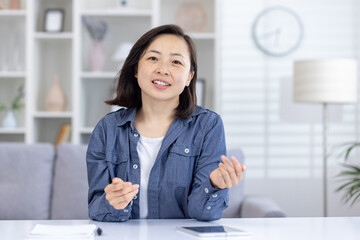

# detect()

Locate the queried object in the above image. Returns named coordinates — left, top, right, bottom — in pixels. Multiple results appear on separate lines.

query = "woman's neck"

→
left=134, top=100, right=177, bottom=138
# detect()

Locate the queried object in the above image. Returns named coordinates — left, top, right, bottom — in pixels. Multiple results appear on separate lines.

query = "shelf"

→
left=0, top=10, right=26, bottom=16
left=34, top=32, right=73, bottom=40
left=80, top=127, right=94, bottom=134
left=0, top=72, right=26, bottom=78
left=189, top=33, right=216, bottom=40
left=0, top=0, right=217, bottom=144
left=0, top=128, right=26, bottom=134
left=81, top=9, right=152, bottom=17
left=34, top=111, right=73, bottom=118
left=81, top=72, right=118, bottom=79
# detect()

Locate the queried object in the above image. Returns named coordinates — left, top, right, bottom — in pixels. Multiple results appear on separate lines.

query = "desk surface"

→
left=1, top=217, right=359, bottom=240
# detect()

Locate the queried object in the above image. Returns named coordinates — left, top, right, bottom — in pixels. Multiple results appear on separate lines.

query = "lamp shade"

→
left=293, top=59, right=357, bottom=103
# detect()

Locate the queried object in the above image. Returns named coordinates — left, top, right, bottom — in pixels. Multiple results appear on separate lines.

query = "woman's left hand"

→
left=209, top=155, right=246, bottom=189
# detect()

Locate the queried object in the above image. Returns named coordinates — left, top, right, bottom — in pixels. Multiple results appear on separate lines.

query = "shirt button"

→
left=134, top=195, right=138, bottom=200
left=133, top=164, right=138, bottom=169
left=134, top=133, right=139, bottom=137
left=124, top=209, right=129, bottom=213
left=184, top=148, right=190, bottom=154
left=212, top=194, right=218, bottom=198
left=207, top=206, right=212, bottom=210
left=204, top=188, right=209, bottom=193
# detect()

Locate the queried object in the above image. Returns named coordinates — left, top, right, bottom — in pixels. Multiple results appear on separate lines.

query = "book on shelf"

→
left=54, top=123, right=71, bottom=147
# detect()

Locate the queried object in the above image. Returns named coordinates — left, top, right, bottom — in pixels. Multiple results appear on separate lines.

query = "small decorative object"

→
left=10, top=0, right=20, bottom=9
left=90, top=41, right=106, bottom=72
left=175, top=2, right=207, bottom=32
left=112, top=42, right=133, bottom=70
left=0, top=84, right=25, bottom=129
left=116, top=0, right=128, bottom=8
left=82, top=17, right=108, bottom=71
left=54, top=123, right=71, bottom=147
left=0, top=0, right=7, bottom=9
left=45, top=75, right=67, bottom=112
left=2, top=110, right=17, bottom=129
left=44, top=9, right=64, bottom=32
left=252, top=6, right=304, bottom=57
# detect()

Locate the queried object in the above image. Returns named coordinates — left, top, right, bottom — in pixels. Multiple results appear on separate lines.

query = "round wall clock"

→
left=252, top=6, right=304, bottom=57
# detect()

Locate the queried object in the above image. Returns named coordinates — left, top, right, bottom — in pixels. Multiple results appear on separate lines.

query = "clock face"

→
left=252, top=6, right=304, bottom=57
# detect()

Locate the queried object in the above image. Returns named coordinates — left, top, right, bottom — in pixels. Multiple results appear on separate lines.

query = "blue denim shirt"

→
left=86, top=106, right=229, bottom=222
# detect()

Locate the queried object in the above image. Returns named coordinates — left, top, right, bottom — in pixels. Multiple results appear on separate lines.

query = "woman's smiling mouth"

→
left=152, top=80, right=171, bottom=89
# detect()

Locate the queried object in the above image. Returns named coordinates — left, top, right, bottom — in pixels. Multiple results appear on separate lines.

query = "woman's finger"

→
left=109, top=187, right=139, bottom=210
left=222, top=158, right=238, bottom=186
left=219, top=163, right=232, bottom=188
left=105, top=180, right=130, bottom=193
left=230, top=156, right=243, bottom=181
left=111, top=184, right=139, bottom=198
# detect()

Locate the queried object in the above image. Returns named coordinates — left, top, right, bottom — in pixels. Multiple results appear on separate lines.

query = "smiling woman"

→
left=86, top=24, right=246, bottom=222
left=135, top=34, right=194, bottom=109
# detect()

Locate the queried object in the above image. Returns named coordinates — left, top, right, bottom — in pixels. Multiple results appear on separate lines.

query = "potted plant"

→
left=0, top=84, right=25, bottom=129
left=336, top=142, right=360, bottom=206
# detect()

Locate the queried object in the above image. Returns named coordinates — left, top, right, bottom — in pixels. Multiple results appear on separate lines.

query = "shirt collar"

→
left=115, top=106, right=207, bottom=129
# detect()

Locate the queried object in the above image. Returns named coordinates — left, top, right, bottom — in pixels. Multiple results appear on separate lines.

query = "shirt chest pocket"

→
left=167, top=144, right=200, bottom=187
left=106, top=152, right=129, bottom=181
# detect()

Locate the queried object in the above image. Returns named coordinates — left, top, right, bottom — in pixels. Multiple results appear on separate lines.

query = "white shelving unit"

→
left=0, top=0, right=219, bottom=144
left=0, top=5, right=27, bottom=142
left=34, top=32, right=74, bottom=39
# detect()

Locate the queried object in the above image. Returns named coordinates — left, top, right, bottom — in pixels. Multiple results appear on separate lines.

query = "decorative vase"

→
left=90, top=41, right=106, bottom=72
left=2, top=110, right=17, bottom=129
left=0, top=0, right=7, bottom=9
left=10, top=0, right=20, bottom=9
left=45, top=75, right=67, bottom=112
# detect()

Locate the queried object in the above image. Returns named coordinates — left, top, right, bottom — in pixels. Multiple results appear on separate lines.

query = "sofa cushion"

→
left=0, top=143, right=55, bottom=220
left=51, top=143, right=89, bottom=219
left=222, top=149, right=246, bottom=218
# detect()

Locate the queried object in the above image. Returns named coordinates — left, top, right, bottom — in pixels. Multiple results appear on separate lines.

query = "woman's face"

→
left=135, top=34, right=194, bottom=106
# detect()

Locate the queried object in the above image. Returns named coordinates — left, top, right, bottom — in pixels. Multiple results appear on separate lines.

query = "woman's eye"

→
left=149, top=56, right=158, bottom=61
left=173, top=60, right=182, bottom=65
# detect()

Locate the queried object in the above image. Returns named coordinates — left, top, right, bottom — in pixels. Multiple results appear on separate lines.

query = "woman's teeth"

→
left=153, top=80, right=170, bottom=86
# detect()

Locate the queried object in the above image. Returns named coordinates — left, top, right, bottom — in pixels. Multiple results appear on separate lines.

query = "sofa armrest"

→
left=239, top=195, right=286, bottom=218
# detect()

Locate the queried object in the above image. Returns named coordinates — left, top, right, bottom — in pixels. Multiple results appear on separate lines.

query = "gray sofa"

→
left=0, top=143, right=286, bottom=220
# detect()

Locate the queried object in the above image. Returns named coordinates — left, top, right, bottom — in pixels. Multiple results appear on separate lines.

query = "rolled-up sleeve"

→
left=86, top=119, right=132, bottom=222
left=187, top=115, right=229, bottom=221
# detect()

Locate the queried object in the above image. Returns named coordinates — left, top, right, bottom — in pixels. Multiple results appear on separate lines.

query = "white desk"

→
left=1, top=217, right=359, bottom=240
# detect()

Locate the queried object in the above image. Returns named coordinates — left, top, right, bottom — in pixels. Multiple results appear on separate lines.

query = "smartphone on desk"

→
left=177, top=225, right=250, bottom=238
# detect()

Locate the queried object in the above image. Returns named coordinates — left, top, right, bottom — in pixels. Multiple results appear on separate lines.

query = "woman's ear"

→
left=134, top=66, right=138, bottom=78
left=186, top=72, right=194, bottom=86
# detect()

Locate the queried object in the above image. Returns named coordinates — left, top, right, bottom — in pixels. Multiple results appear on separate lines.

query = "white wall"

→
left=220, top=0, right=360, bottom=216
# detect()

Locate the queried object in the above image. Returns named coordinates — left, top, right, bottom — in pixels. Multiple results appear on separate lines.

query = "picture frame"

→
left=44, top=9, right=64, bottom=32
left=196, top=79, right=206, bottom=106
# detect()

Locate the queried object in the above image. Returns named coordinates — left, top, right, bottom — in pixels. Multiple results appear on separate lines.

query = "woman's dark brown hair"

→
left=106, top=24, right=198, bottom=119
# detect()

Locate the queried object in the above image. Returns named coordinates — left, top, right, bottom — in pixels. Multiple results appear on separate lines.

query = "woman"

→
left=86, top=24, right=245, bottom=222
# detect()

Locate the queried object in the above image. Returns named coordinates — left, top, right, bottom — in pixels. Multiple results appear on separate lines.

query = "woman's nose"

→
left=156, top=62, right=169, bottom=75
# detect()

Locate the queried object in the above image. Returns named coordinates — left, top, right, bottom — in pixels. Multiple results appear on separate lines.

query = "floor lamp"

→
left=293, top=59, right=357, bottom=217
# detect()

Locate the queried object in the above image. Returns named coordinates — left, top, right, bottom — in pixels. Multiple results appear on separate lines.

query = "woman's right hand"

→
left=104, top=177, right=139, bottom=210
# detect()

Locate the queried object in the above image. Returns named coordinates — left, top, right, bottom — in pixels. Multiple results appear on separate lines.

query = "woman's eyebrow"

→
left=171, top=53, right=185, bottom=59
left=147, top=50, right=185, bottom=59
left=148, top=50, right=161, bottom=54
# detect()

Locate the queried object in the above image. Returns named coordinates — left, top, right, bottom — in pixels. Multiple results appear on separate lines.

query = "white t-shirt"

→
left=136, top=135, right=164, bottom=219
